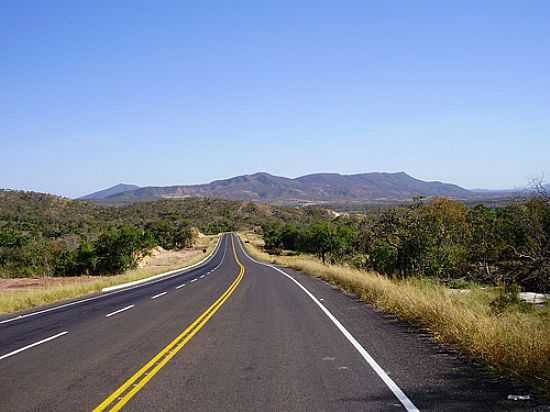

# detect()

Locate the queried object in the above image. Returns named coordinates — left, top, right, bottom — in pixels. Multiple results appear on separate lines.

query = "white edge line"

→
left=176, top=283, right=186, bottom=289
left=0, top=331, right=69, bottom=361
left=208, top=243, right=226, bottom=273
left=199, top=275, right=205, bottom=279
left=151, top=292, right=167, bottom=300
left=0, top=234, right=225, bottom=325
left=105, top=305, right=135, bottom=318
left=190, top=278, right=197, bottom=283
left=236, top=237, right=420, bottom=412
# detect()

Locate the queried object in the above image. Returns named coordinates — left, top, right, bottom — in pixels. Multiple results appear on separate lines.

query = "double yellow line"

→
left=94, top=235, right=245, bottom=412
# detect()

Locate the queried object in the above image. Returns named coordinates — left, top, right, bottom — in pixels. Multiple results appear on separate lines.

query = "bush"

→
left=258, top=197, right=550, bottom=293
left=94, top=225, right=150, bottom=275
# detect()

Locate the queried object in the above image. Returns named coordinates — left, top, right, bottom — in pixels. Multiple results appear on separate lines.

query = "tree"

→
left=145, top=219, right=194, bottom=250
left=53, top=248, right=78, bottom=277
left=468, top=205, right=498, bottom=280
left=262, top=223, right=283, bottom=251
left=173, top=221, right=194, bottom=249
left=502, top=199, right=550, bottom=292
left=280, top=224, right=301, bottom=251
left=306, top=222, right=333, bottom=263
left=74, top=240, right=98, bottom=275
left=94, top=225, right=148, bottom=274
left=419, top=198, right=469, bottom=278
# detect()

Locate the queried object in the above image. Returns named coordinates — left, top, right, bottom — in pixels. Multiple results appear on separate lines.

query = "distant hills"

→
left=78, top=183, right=140, bottom=200
left=79, top=172, right=514, bottom=204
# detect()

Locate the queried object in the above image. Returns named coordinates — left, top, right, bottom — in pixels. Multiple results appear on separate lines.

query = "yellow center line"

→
left=93, top=235, right=245, bottom=412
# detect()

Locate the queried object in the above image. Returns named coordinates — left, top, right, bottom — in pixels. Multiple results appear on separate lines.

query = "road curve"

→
left=0, top=233, right=546, bottom=411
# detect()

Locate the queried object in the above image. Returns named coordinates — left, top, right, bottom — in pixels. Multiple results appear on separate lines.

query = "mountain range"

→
left=78, top=172, right=521, bottom=204
left=79, top=183, right=140, bottom=200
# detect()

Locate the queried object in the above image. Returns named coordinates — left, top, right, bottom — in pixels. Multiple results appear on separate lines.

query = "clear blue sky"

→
left=2, top=1, right=549, bottom=197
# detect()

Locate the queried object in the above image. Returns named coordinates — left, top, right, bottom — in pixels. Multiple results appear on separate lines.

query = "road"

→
left=0, top=233, right=546, bottom=411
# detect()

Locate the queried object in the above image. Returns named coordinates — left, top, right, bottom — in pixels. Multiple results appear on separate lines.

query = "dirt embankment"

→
left=137, top=246, right=202, bottom=269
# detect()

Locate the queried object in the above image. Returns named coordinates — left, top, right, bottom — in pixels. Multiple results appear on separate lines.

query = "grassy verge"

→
left=239, top=232, right=550, bottom=396
left=0, top=235, right=219, bottom=315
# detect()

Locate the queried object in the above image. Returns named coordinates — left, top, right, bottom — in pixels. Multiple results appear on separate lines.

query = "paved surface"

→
left=0, top=233, right=547, bottom=411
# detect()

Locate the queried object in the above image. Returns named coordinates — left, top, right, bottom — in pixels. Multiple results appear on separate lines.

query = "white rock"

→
left=519, top=292, right=550, bottom=304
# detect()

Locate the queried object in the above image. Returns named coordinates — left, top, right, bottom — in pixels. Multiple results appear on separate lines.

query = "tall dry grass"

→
left=240, top=232, right=550, bottom=395
left=0, top=235, right=219, bottom=315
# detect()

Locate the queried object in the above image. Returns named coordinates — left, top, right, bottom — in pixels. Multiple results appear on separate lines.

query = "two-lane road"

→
left=0, top=234, right=545, bottom=411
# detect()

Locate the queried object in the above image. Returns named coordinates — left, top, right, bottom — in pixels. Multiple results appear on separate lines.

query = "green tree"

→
left=306, top=222, right=333, bottom=263
left=94, top=225, right=148, bottom=274
left=468, top=205, right=498, bottom=280
left=262, top=223, right=283, bottom=251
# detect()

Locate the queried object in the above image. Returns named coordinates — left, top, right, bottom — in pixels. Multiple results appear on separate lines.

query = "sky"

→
left=1, top=1, right=549, bottom=197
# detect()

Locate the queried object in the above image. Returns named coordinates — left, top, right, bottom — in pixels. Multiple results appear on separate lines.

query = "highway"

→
left=0, top=233, right=545, bottom=411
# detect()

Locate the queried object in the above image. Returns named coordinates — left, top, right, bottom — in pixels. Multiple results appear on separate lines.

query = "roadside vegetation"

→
left=0, top=190, right=326, bottom=313
left=0, top=234, right=218, bottom=314
left=0, top=190, right=327, bottom=279
left=261, top=196, right=550, bottom=293
left=241, top=192, right=550, bottom=396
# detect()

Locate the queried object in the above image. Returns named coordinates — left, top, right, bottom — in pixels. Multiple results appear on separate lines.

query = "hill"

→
left=78, top=183, right=140, bottom=200
left=0, top=189, right=324, bottom=238
left=83, top=172, right=475, bottom=204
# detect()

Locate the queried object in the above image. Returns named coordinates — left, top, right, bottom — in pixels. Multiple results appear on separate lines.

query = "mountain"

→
left=82, top=172, right=477, bottom=204
left=79, top=183, right=140, bottom=200
left=294, top=172, right=471, bottom=200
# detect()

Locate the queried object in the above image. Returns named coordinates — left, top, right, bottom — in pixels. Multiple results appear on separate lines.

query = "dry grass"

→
left=240, top=232, right=550, bottom=395
left=0, top=235, right=219, bottom=315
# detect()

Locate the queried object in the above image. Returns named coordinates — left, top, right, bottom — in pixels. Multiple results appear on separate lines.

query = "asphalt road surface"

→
left=0, top=233, right=547, bottom=411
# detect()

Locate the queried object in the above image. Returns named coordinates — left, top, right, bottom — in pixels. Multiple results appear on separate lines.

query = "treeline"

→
left=0, top=190, right=327, bottom=278
left=0, top=221, right=195, bottom=277
left=262, top=197, right=550, bottom=293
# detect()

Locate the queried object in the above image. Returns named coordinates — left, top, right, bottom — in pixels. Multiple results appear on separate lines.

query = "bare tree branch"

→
left=529, top=174, right=549, bottom=201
